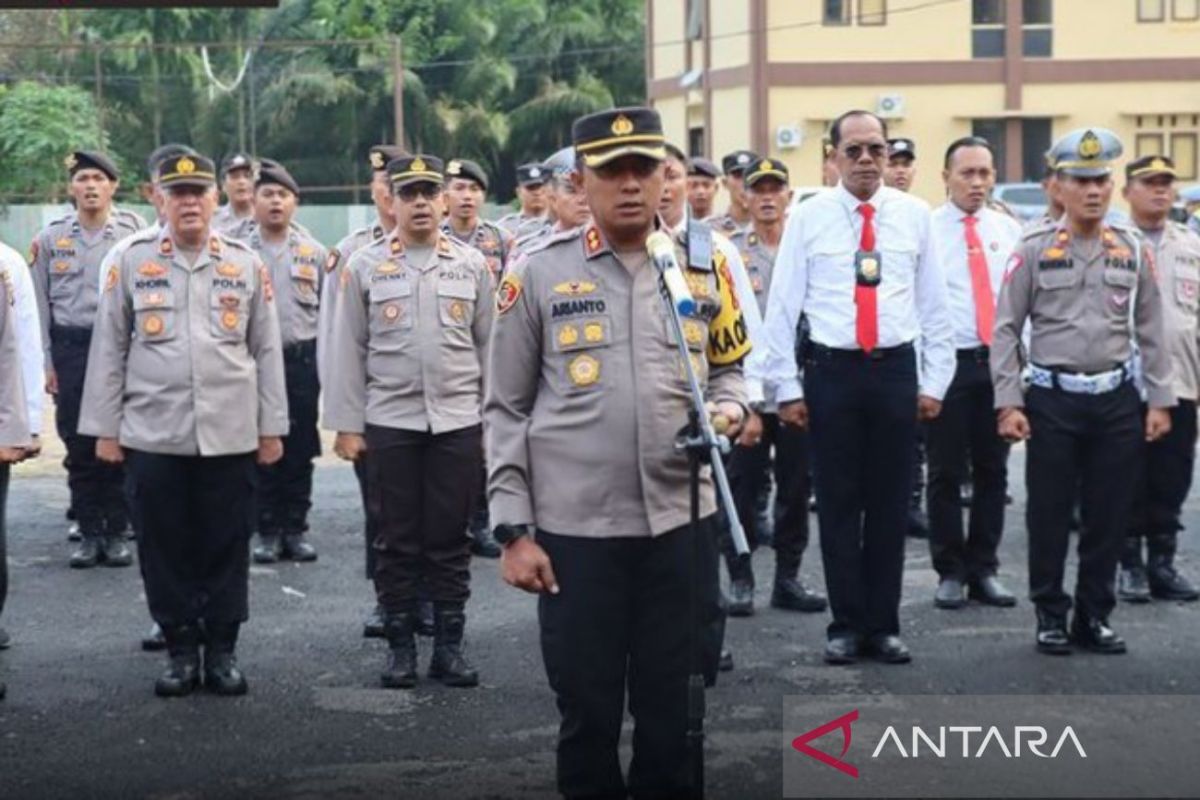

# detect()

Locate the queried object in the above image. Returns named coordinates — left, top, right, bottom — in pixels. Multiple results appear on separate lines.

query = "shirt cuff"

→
left=745, top=377, right=765, bottom=406
left=774, top=378, right=804, bottom=404
left=993, top=385, right=1025, bottom=410
left=1147, top=386, right=1177, bottom=409
left=490, top=493, right=535, bottom=529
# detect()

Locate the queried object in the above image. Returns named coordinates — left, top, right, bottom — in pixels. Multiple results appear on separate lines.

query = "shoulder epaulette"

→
left=220, top=235, right=254, bottom=254
left=526, top=226, right=580, bottom=257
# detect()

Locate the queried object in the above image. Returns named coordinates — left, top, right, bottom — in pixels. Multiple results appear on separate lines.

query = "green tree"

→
left=0, top=81, right=108, bottom=201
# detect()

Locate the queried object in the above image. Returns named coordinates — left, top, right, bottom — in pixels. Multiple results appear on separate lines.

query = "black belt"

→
left=808, top=341, right=914, bottom=362
left=283, top=340, right=316, bottom=360
left=956, top=346, right=990, bottom=363
left=50, top=325, right=92, bottom=345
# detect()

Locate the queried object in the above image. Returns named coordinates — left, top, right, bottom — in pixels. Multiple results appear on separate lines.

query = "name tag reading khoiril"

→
left=855, top=249, right=882, bottom=287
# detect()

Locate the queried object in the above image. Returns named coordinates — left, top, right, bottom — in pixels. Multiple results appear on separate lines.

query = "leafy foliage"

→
left=0, top=82, right=108, bottom=200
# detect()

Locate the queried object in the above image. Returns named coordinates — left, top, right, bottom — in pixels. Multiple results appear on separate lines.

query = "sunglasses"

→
left=840, top=143, right=888, bottom=160
left=396, top=184, right=443, bottom=201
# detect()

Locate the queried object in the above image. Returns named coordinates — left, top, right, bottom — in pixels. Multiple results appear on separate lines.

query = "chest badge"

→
left=557, top=324, right=579, bottom=348
left=221, top=310, right=240, bottom=330
left=568, top=353, right=600, bottom=387
left=142, top=314, right=164, bottom=336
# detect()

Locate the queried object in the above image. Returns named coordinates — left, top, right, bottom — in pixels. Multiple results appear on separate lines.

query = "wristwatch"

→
left=492, top=523, right=532, bottom=547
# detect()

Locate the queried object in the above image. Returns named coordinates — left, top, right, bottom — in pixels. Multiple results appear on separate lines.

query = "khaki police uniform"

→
left=1, top=272, right=30, bottom=654
left=992, top=144, right=1173, bottom=639
left=440, top=219, right=513, bottom=280
left=30, top=204, right=144, bottom=545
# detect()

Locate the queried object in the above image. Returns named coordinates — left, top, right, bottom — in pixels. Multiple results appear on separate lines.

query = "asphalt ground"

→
left=1, top=440, right=1198, bottom=800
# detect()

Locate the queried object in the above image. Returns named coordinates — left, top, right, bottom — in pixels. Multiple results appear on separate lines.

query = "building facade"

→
left=647, top=0, right=1200, bottom=202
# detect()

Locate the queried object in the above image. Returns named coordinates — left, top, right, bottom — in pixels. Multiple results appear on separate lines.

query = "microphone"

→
left=646, top=231, right=696, bottom=316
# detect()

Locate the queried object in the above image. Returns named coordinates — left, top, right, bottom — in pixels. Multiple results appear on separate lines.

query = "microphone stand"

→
left=658, top=217, right=751, bottom=800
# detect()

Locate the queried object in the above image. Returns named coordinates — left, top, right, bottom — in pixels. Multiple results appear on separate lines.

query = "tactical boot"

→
left=203, top=623, right=248, bottom=696
left=428, top=608, right=479, bottom=688
left=363, top=604, right=386, bottom=639
left=69, top=537, right=102, bottom=569
left=1070, top=614, right=1127, bottom=654
left=252, top=533, right=282, bottom=564
left=416, top=598, right=436, bottom=637
left=725, top=554, right=755, bottom=617
left=1147, top=553, right=1200, bottom=602
left=283, top=532, right=318, bottom=563
left=141, top=623, right=166, bottom=652
left=381, top=613, right=419, bottom=689
left=1035, top=608, right=1072, bottom=656
left=771, top=562, right=827, bottom=612
left=155, top=624, right=202, bottom=697
left=1118, top=564, right=1152, bottom=603
left=101, top=535, right=133, bottom=567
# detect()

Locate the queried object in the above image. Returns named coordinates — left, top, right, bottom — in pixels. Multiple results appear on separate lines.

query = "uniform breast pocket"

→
left=1174, top=266, right=1200, bottom=311
left=133, top=289, right=177, bottom=344
left=551, top=316, right=611, bottom=395
left=437, top=282, right=476, bottom=328
left=210, top=290, right=249, bottom=341
left=809, top=248, right=853, bottom=289
left=1103, top=268, right=1137, bottom=320
left=1037, top=268, right=1079, bottom=291
left=291, top=263, right=320, bottom=308
left=369, top=280, right=414, bottom=334
left=48, top=261, right=81, bottom=300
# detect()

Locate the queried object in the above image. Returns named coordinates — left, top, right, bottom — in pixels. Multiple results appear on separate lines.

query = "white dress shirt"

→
left=0, top=241, right=46, bottom=434
left=929, top=203, right=1023, bottom=349
left=762, top=183, right=955, bottom=402
left=671, top=216, right=767, bottom=405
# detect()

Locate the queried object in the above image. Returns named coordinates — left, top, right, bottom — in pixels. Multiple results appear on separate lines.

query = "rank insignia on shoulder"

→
left=27, top=241, right=38, bottom=265
left=584, top=226, right=603, bottom=256
left=568, top=353, right=600, bottom=387
left=390, top=238, right=404, bottom=256
left=437, top=236, right=452, bottom=255
left=260, top=265, right=275, bottom=302
left=553, top=280, right=597, bottom=296
left=325, top=250, right=340, bottom=273
left=209, top=236, right=222, bottom=255
left=104, top=266, right=119, bottom=292
left=160, top=239, right=174, bottom=257
left=497, top=273, right=522, bottom=314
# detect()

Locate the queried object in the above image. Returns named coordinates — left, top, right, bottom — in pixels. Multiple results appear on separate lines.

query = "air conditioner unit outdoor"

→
left=877, top=94, right=906, bottom=119
left=776, top=124, right=803, bottom=150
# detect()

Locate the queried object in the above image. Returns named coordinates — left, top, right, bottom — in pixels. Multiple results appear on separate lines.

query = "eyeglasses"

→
left=840, top=143, right=887, bottom=160
left=396, top=184, right=443, bottom=201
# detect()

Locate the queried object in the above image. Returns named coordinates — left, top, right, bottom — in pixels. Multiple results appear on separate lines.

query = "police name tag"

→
left=855, top=249, right=882, bottom=287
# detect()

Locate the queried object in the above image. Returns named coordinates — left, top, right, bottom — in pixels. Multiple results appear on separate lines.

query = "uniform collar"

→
left=159, top=225, right=222, bottom=269
left=581, top=223, right=612, bottom=260
left=836, top=181, right=885, bottom=212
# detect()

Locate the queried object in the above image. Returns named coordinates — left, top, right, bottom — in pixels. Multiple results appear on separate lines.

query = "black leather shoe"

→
left=283, top=533, right=318, bottom=563
left=416, top=599, right=435, bottom=637
left=141, top=624, right=167, bottom=652
left=252, top=534, right=281, bottom=564
left=1035, top=610, right=1072, bottom=655
left=204, top=624, right=249, bottom=695
left=824, top=635, right=860, bottom=665
left=906, top=508, right=929, bottom=539
left=1118, top=564, right=1152, bottom=603
left=363, top=605, right=385, bottom=639
left=867, top=634, right=912, bottom=664
left=428, top=609, right=479, bottom=687
left=1147, top=555, right=1200, bottom=602
left=1070, top=616, right=1126, bottom=654
left=69, top=538, right=101, bottom=569
left=155, top=625, right=201, bottom=697
left=718, top=648, right=734, bottom=672
left=726, top=578, right=755, bottom=617
left=469, top=524, right=502, bottom=559
left=771, top=577, right=827, bottom=612
left=968, top=575, right=1017, bottom=607
left=382, top=613, right=419, bottom=689
left=935, top=577, right=967, bottom=609
left=101, top=536, right=133, bottom=567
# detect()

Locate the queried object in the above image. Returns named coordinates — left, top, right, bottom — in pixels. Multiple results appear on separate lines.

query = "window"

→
left=859, top=0, right=887, bottom=25
left=685, top=0, right=704, bottom=40
left=688, top=127, right=706, bottom=159
left=973, top=0, right=1005, bottom=24
left=1135, top=116, right=1200, bottom=180
left=1023, top=0, right=1053, bottom=23
left=1023, top=27, right=1053, bottom=55
left=1171, top=133, right=1198, bottom=179
left=1021, top=118, right=1052, bottom=181
left=1174, top=0, right=1200, bottom=20
left=973, top=119, right=1008, bottom=178
left=973, top=28, right=1005, bottom=56
left=1139, top=0, right=1166, bottom=20
left=824, top=0, right=851, bottom=25
left=1136, top=132, right=1166, bottom=157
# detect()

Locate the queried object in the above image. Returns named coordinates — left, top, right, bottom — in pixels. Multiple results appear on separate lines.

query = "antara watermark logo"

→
left=791, top=709, right=1087, bottom=778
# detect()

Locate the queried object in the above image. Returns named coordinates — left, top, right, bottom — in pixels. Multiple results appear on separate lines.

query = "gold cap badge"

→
left=64, top=153, right=78, bottom=170
left=411, top=157, right=427, bottom=173
left=177, top=157, right=196, bottom=174
left=370, top=151, right=385, bottom=169
left=1078, top=131, right=1102, bottom=160
left=611, top=114, right=634, bottom=137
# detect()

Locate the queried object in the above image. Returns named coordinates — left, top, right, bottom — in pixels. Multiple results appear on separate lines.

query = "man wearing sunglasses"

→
left=763, top=109, right=954, bottom=666
left=325, top=155, right=494, bottom=690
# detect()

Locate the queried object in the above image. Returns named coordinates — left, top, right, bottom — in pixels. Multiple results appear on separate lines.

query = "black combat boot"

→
left=1147, top=535, right=1199, bottom=601
left=429, top=607, right=479, bottom=688
left=155, top=624, right=202, bottom=697
left=252, top=531, right=282, bottom=564
left=203, top=623, right=248, bottom=696
left=381, top=612, right=419, bottom=689
left=416, top=597, right=435, bottom=637
left=771, top=559, right=827, bottom=612
left=363, top=604, right=386, bottom=639
left=69, top=536, right=102, bottom=569
left=100, top=535, right=133, bottom=567
left=725, top=553, right=755, bottom=617
left=282, top=532, right=318, bottom=563
left=1035, top=608, right=1072, bottom=656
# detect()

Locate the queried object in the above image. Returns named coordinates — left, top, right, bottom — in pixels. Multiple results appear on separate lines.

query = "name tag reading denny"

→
left=855, top=249, right=882, bottom=287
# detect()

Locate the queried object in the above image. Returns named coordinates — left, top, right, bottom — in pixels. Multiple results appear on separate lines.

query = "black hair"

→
left=943, top=136, right=993, bottom=170
left=828, top=110, right=888, bottom=148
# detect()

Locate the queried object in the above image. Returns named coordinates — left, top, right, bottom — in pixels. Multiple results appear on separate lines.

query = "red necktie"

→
left=855, top=203, right=878, bottom=353
left=963, top=215, right=995, bottom=346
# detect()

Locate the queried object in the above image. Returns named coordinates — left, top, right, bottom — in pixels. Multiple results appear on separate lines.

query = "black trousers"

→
left=257, top=341, right=321, bottom=536
left=926, top=351, right=1010, bottom=581
left=1025, top=382, right=1143, bottom=620
left=125, top=450, right=256, bottom=627
left=0, top=464, right=8, bottom=621
left=365, top=424, right=480, bottom=613
left=538, top=518, right=721, bottom=800
left=353, top=458, right=377, bottom=580
left=51, top=326, right=126, bottom=537
left=1128, top=399, right=1197, bottom=560
left=728, top=413, right=812, bottom=572
left=804, top=345, right=917, bottom=639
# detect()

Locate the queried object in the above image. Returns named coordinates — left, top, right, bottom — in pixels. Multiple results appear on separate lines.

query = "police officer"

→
left=321, top=144, right=405, bottom=639
left=1118, top=155, right=1200, bottom=603
left=1182, top=185, right=1200, bottom=236
left=763, top=110, right=954, bottom=665
left=992, top=128, right=1173, bottom=655
left=511, top=147, right=591, bottom=257
left=716, top=149, right=758, bottom=235
left=729, top=157, right=828, bottom=615
left=30, top=151, right=145, bottom=568
left=687, top=156, right=721, bottom=221
left=213, top=153, right=256, bottom=235
left=80, top=153, right=288, bottom=696
left=926, top=137, right=1022, bottom=610
left=487, top=107, right=749, bottom=798
left=245, top=162, right=325, bottom=565
left=325, top=155, right=493, bottom=689
left=0, top=265, right=33, bottom=694
left=496, top=162, right=550, bottom=239
left=884, top=138, right=917, bottom=193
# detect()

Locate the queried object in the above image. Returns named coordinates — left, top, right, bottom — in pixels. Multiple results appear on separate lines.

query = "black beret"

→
left=387, top=154, right=444, bottom=188
left=745, top=157, right=790, bottom=188
left=516, top=162, right=548, bottom=186
left=1126, top=154, right=1177, bottom=180
left=157, top=154, right=217, bottom=189
left=221, top=152, right=255, bottom=176
left=147, top=144, right=196, bottom=181
left=369, top=145, right=406, bottom=172
left=66, top=150, right=119, bottom=181
left=887, top=138, right=916, bottom=159
left=445, top=158, right=489, bottom=191
left=256, top=162, right=299, bottom=196
left=688, top=157, right=721, bottom=179
left=572, top=106, right=666, bottom=168
left=721, top=150, right=758, bottom=175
